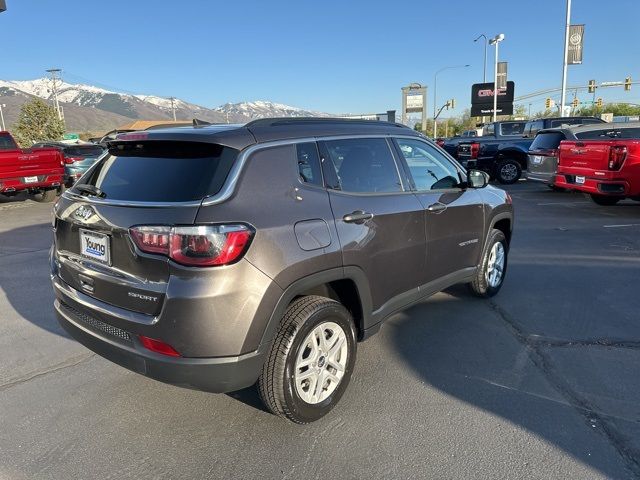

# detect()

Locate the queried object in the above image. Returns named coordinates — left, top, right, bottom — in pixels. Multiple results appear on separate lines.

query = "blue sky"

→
left=2, top=0, right=639, bottom=116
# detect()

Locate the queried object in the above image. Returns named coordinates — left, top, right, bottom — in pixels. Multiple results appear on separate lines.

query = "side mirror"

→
left=467, top=169, right=490, bottom=188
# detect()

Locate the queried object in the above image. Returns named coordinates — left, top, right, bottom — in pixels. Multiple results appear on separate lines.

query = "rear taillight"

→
left=138, top=335, right=181, bottom=357
left=130, top=224, right=253, bottom=267
left=470, top=142, right=480, bottom=159
left=608, top=145, right=627, bottom=170
left=64, top=156, right=84, bottom=164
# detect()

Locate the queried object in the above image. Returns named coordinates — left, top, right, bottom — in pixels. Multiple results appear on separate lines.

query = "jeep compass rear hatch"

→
left=53, top=140, right=238, bottom=315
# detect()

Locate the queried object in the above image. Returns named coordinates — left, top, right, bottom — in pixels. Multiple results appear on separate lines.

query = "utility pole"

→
left=169, top=97, right=177, bottom=121
left=560, top=0, right=572, bottom=117
left=0, top=104, right=5, bottom=130
left=45, top=68, right=63, bottom=121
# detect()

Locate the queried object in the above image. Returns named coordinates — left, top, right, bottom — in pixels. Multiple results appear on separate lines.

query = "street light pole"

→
left=560, top=0, right=572, bottom=117
left=474, top=34, right=488, bottom=83
left=489, top=34, right=505, bottom=123
left=0, top=104, right=5, bottom=131
left=433, top=64, right=469, bottom=138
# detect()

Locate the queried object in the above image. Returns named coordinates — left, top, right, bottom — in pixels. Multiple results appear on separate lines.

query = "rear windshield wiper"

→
left=74, top=184, right=106, bottom=198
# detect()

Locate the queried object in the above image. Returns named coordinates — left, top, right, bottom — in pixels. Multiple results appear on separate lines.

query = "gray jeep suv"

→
left=51, top=118, right=513, bottom=423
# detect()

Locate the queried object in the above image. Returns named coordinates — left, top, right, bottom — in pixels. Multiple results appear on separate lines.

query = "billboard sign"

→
left=470, top=81, right=515, bottom=117
left=567, top=24, right=584, bottom=65
left=406, top=94, right=423, bottom=112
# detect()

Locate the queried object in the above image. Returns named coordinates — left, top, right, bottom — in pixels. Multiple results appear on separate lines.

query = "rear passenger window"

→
left=296, top=142, right=322, bottom=186
left=396, top=139, right=461, bottom=191
left=320, top=138, right=402, bottom=193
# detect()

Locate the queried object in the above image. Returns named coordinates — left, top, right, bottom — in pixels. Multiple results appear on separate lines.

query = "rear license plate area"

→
left=79, top=229, right=110, bottom=264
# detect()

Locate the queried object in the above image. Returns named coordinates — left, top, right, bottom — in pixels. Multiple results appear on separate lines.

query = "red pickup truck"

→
left=0, top=131, right=65, bottom=202
left=555, top=133, right=640, bottom=205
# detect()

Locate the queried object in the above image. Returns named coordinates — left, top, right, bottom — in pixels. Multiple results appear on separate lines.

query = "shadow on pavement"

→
left=0, top=223, right=66, bottom=338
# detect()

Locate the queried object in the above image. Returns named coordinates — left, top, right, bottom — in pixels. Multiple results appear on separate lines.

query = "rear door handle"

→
left=343, top=210, right=374, bottom=224
left=426, top=202, right=447, bottom=213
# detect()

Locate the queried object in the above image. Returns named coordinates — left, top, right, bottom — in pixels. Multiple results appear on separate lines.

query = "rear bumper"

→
left=554, top=174, right=630, bottom=196
left=526, top=171, right=556, bottom=185
left=0, top=174, right=63, bottom=193
left=52, top=275, right=267, bottom=393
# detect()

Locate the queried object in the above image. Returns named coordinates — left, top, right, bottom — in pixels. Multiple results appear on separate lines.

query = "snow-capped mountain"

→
left=0, top=78, right=330, bottom=132
left=214, top=100, right=328, bottom=119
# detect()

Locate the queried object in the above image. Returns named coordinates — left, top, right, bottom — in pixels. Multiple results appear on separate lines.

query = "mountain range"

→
left=0, top=78, right=328, bottom=133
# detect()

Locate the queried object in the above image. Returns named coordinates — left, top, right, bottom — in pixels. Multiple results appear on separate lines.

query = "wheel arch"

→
left=258, top=267, right=373, bottom=348
left=497, top=148, right=528, bottom=170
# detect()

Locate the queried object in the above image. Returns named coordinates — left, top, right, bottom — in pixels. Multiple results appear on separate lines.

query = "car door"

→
left=392, top=137, right=485, bottom=286
left=318, top=137, right=426, bottom=313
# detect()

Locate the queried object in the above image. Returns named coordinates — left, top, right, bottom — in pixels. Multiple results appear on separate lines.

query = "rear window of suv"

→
left=530, top=132, right=565, bottom=150
left=77, top=141, right=237, bottom=202
left=64, top=146, right=105, bottom=157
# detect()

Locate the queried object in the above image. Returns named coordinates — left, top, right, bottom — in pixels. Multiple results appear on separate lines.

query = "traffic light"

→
left=545, top=98, right=551, bottom=109
left=596, top=97, right=603, bottom=108
left=588, top=80, right=596, bottom=94
left=572, top=98, right=579, bottom=108
left=450, top=98, right=456, bottom=109
left=625, top=77, right=632, bottom=91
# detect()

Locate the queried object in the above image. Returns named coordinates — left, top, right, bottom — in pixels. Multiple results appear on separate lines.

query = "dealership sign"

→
left=470, top=81, right=515, bottom=117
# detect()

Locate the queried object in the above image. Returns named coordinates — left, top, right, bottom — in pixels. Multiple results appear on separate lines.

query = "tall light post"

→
left=0, top=104, right=6, bottom=131
left=433, top=64, right=469, bottom=138
left=560, top=0, right=572, bottom=117
left=489, top=33, right=505, bottom=123
left=474, top=34, right=488, bottom=83
left=474, top=34, right=488, bottom=124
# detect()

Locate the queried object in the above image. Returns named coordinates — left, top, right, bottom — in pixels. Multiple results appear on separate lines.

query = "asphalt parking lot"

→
left=1, top=184, right=639, bottom=480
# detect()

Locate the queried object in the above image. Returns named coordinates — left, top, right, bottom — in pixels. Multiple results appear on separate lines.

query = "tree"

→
left=12, top=98, right=65, bottom=147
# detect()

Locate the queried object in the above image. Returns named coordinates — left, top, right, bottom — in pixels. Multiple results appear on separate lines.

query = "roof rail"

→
left=245, top=117, right=411, bottom=129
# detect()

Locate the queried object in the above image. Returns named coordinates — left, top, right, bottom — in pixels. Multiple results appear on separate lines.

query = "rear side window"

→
left=499, top=122, right=526, bottom=136
left=530, top=132, right=566, bottom=150
left=320, top=138, right=402, bottom=193
left=296, top=142, right=322, bottom=186
left=525, top=121, right=544, bottom=137
left=0, top=134, right=18, bottom=150
left=78, top=141, right=237, bottom=202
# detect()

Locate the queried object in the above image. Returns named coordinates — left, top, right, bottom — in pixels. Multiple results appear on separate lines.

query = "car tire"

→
left=590, top=194, right=621, bottom=206
left=495, top=159, right=522, bottom=184
left=32, top=189, right=58, bottom=203
left=469, top=229, right=508, bottom=298
left=258, top=295, right=357, bottom=424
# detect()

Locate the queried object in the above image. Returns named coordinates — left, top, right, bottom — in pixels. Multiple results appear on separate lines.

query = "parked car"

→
left=527, top=122, right=640, bottom=188
left=51, top=118, right=514, bottom=423
left=32, top=142, right=107, bottom=187
left=457, top=117, right=605, bottom=184
left=0, top=131, right=64, bottom=202
left=554, top=122, right=640, bottom=205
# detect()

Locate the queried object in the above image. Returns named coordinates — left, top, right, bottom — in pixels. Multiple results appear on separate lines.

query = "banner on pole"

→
left=497, top=62, right=508, bottom=90
left=567, top=24, right=585, bottom=65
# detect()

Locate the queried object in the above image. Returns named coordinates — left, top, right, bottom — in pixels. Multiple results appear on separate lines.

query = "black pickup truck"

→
left=456, top=117, right=605, bottom=184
